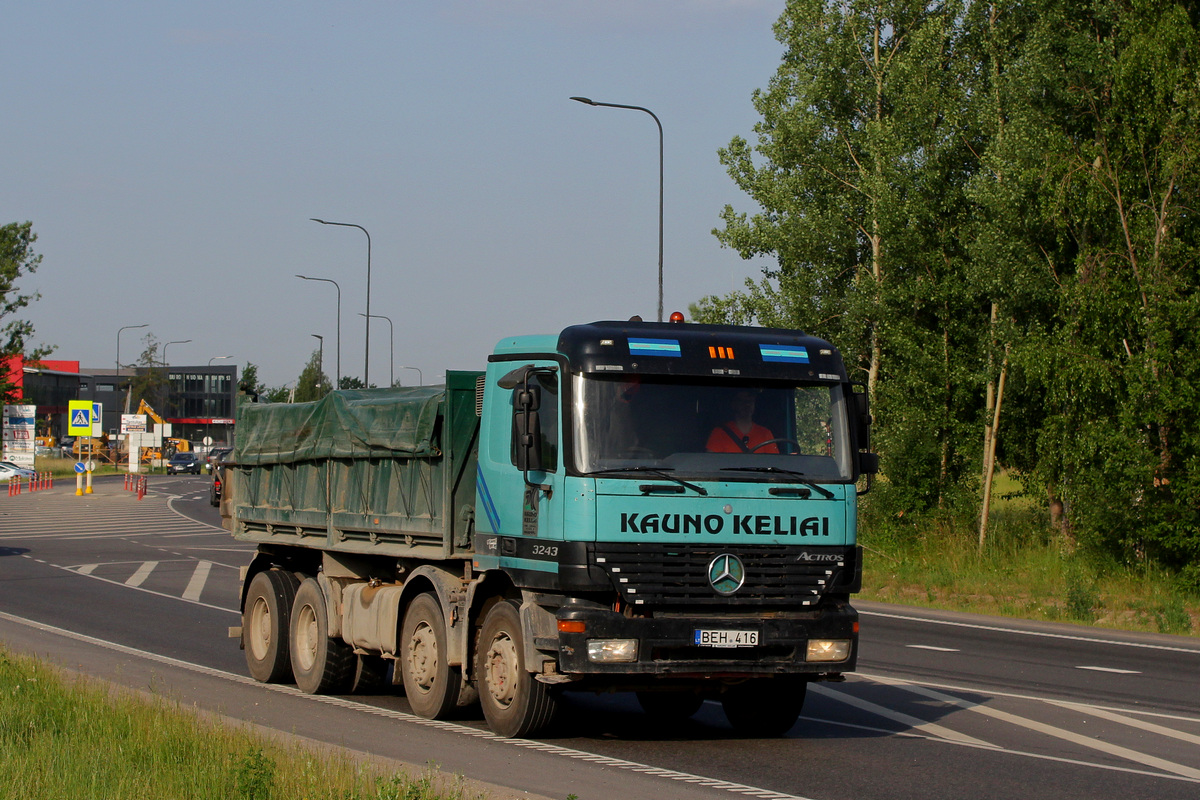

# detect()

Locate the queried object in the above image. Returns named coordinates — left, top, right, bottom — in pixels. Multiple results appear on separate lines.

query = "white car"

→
left=0, top=462, right=36, bottom=481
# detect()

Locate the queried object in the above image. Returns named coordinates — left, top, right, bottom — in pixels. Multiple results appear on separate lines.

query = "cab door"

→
left=475, top=362, right=564, bottom=578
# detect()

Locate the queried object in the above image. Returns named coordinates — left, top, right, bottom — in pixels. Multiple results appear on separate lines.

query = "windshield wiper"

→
left=590, top=467, right=708, bottom=496
left=720, top=466, right=835, bottom=499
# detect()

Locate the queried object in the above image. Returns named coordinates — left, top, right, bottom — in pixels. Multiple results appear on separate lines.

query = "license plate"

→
left=695, top=629, right=759, bottom=648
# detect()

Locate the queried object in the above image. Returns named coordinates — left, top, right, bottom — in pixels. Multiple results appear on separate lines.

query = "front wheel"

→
left=475, top=600, right=558, bottom=738
left=290, top=578, right=355, bottom=694
left=721, top=678, right=807, bottom=737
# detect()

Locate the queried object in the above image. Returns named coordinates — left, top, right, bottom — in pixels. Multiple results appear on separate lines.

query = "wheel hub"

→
left=485, top=633, right=519, bottom=708
left=407, top=623, right=438, bottom=691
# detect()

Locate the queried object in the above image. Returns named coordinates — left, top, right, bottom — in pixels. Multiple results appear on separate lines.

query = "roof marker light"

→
left=669, top=311, right=685, bottom=323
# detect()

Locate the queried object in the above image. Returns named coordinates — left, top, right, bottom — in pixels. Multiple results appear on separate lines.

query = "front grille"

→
left=590, top=542, right=855, bottom=608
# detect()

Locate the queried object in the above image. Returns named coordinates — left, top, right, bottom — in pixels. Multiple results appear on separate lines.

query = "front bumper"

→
left=553, top=603, right=858, bottom=678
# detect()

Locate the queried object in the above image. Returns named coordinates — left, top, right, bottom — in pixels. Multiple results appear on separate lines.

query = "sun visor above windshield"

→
left=557, top=321, right=848, bottom=381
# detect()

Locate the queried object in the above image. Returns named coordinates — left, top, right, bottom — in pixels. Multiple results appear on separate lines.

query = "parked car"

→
left=167, top=452, right=202, bottom=475
left=59, top=436, right=76, bottom=458
left=0, top=462, right=36, bottom=482
left=0, top=461, right=36, bottom=479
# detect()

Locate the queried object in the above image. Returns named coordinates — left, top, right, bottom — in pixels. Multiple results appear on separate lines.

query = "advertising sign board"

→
left=2, top=404, right=37, bottom=469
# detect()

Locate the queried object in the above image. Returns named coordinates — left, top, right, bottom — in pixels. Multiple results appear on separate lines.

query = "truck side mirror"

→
left=512, top=386, right=544, bottom=472
left=849, top=382, right=878, bottom=481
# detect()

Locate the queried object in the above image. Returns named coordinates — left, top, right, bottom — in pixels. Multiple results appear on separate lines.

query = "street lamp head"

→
left=310, top=218, right=328, bottom=225
left=570, top=96, right=595, bottom=105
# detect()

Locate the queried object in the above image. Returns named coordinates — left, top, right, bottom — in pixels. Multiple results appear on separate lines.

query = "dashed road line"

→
left=870, top=675, right=1200, bottom=781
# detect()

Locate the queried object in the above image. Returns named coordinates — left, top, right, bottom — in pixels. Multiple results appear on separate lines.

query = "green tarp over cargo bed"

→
left=234, top=386, right=444, bottom=465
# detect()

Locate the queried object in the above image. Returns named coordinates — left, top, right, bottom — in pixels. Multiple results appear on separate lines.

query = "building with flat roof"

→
left=2, top=355, right=238, bottom=447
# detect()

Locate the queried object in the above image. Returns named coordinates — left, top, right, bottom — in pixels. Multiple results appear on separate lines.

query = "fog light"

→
left=586, top=639, right=638, bottom=663
left=806, top=639, right=851, bottom=662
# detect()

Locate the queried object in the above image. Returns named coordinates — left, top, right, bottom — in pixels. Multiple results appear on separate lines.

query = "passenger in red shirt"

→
left=705, top=390, right=779, bottom=454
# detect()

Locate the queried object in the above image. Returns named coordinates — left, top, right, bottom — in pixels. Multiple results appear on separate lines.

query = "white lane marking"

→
left=0, top=610, right=818, bottom=800
left=858, top=670, right=1200, bottom=725
left=861, top=608, right=1200, bottom=656
left=76, top=564, right=98, bottom=575
left=1077, top=665, right=1140, bottom=675
left=25, top=555, right=238, bottom=615
left=871, top=675, right=1200, bottom=780
left=182, top=560, right=213, bottom=602
left=809, top=683, right=991, bottom=746
left=907, top=645, right=959, bottom=652
left=1047, top=700, right=1200, bottom=747
left=126, top=561, right=158, bottom=587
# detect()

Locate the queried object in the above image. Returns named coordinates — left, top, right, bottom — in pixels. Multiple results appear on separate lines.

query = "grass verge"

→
left=859, top=475, right=1199, bottom=636
left=0, top=647, right=481, bottom=800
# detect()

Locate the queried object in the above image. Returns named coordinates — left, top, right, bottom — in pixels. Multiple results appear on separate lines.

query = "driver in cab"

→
left=705, top=389, right=779, bottom=454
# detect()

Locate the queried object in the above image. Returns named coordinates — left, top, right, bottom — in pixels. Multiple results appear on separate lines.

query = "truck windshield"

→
left=572, top=374, right=853, bottom=481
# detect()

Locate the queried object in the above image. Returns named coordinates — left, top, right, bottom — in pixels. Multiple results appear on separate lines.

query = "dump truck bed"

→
left=223, top=371, right=483, bottom=560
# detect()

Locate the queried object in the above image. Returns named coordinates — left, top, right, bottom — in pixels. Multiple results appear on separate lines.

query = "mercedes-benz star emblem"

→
left=708, top=553, right=745, bottom=596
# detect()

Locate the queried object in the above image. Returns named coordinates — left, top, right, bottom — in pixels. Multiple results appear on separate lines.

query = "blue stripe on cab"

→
left=629, top=338, right=682, bottom=357
left=759, top=344, right=809, bottom=363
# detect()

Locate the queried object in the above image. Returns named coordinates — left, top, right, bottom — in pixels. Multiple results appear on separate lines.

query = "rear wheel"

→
left=721, top=678, right=807, bottom=737
left=476, top=600, right=558, bottom=738
left=290, top=578, right=355, bottom=694
left=243, top=569, right=299, bottom=683
left=401, top=593, right=461, bottom=717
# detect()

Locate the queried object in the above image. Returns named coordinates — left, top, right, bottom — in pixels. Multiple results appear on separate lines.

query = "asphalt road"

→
left=2, top=475, right=1199, bottom=800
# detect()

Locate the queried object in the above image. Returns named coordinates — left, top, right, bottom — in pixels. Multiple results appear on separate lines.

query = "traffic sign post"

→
left=68, top=401, right=92, bottom=496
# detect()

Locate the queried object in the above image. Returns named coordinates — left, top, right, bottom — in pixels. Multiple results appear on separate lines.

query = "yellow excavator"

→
left=134, top=400, right=191, bottom=462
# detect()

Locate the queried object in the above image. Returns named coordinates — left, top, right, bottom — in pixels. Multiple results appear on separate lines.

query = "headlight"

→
left=586, top=639, right=638, bottom=663
left=806, top=639, right=851, bottom=662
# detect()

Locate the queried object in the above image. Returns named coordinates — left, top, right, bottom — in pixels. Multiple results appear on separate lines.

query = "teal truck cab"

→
left=226, top=318, right=875, bottom=738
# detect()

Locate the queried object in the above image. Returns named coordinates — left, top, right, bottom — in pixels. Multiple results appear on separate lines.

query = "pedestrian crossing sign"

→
left=68, top=400, right=92, bottom=436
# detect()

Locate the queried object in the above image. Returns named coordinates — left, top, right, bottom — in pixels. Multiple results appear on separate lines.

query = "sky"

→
left=4, top=1, right=786, bottom=389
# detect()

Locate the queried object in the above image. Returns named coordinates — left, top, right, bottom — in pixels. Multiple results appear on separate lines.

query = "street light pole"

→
left=311, top=334, right=325, bottom=395
left=399, top=366, right=423, bottom=386
left=571, top=96, right=664, bottom=322
left=296, top=274, right=341, bottom=387
left=116, top=323, right=149, bottom=414
left=208, top=356, right=232, bottom=366
left=311, top=219, right=371, bottom=385
left=360, top=313, right=393, bottom=386
left=159, top=339, right=190, bottom=450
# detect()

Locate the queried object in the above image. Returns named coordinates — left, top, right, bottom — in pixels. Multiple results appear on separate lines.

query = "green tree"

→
left=698, top=0, right=989, bottom=513
left=294, top=349, right=331, bottom=403
left=1, top=221, right=52, bottom=402
left=239, top=362, right=266, bottom=396
left=126, top=335, right=167, bottom=414
left=1013, top=0, right=1200, bottom=575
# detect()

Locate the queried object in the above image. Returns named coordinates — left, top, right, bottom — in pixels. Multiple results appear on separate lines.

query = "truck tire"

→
left=400, top=592, right=461, bottom=717
left=290, top=578, right=355, bottom=694
left=476, top=600, right=558, bottom=738
left=243, top=569, right=299, bottom=683
left=636, top=691, right=704, bottom=721
left=720, top=678, right=807, bottom=737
